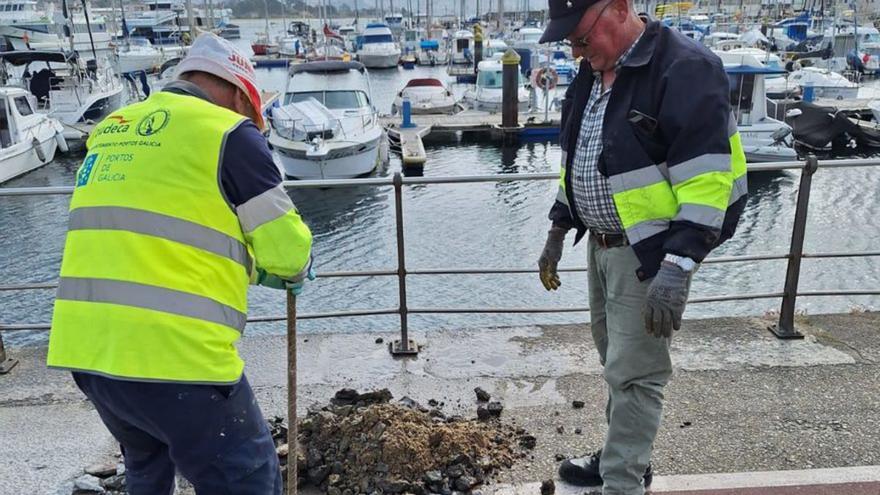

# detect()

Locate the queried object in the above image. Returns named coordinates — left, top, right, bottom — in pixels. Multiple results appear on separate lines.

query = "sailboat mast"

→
left=497, top=0, right=504, bottom=31
left=184, top=0, right=195, bottom=40
left=426, top=0, right=432, bottom=38
left=263, top=0, right=270, bottom=39
left=79, top=0, right=97, bottom=60
left=117, top=0, right=127, bottom=42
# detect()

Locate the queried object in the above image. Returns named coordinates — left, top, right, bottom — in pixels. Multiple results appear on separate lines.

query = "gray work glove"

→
left=643, top=261, right=691, bottom=338
left=538, top=226, right=568, bottom=291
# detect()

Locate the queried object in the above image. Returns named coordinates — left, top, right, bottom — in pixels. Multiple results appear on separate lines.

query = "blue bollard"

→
left=401, top=97, right=416, bottom=129
left=802, top=81, right=814, bottom=103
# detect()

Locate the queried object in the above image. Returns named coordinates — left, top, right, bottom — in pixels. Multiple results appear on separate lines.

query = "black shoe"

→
left=558, top=449, right=653, bottom=488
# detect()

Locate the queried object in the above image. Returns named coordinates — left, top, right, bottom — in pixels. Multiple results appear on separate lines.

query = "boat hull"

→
left=743, top=145, right=798, bottom=163
left=358, top=52, right=400, bottom=69
left=0, top=131, right=59, bottom=184
left=807, top=86, right=859, bottom=100
left=271, top=136, right=382, bottom=180
left=118, top=52, right=164, bottom=74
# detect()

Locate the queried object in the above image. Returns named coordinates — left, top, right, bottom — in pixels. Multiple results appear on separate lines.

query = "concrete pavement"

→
left=1, top=311, right=879, bottom=494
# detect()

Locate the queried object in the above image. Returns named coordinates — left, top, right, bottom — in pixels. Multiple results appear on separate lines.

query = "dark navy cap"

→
left=539, top=0, right=599, bottom=43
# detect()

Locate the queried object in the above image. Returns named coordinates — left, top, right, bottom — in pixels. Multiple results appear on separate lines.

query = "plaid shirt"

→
left=570, top=31, right=644, bottom=234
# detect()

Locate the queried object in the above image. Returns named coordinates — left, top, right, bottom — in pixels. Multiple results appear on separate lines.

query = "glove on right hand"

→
left=538, top=226, right=568, bottom=291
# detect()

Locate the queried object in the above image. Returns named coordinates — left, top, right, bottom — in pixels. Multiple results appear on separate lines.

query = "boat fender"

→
left=55, top=130, right=69, bottom=154
left=32, top=137, right=46, bottom=162
left=532, top=67, right=559, bottom=91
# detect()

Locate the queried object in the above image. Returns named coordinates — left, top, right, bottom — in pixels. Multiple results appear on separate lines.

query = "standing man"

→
left=537, top=1, right=747, bottom=493
left=47, top=34, right=313, bottom=494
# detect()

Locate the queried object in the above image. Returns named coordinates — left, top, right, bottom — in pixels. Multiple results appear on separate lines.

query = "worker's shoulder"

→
left=224, top=119, right=266, bottom=149
left=653, top=24, right=724, bottom=72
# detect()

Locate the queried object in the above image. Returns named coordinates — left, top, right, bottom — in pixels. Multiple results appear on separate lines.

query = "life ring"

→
left=532, top=66, right=559, bottom=91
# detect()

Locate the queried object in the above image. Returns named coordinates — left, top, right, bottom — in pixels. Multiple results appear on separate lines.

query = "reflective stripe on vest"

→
left=58, top=277, right=247, bottom=331
left=728, top=114, right=748, bottom=205
left=69, top=206, right=252, bottom=272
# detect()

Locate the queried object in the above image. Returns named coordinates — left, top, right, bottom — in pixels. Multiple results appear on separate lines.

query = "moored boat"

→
left=392, top=78, right=460, bottom=115
left=268, top=61, right=385, bottom=180
left=0, top=86, right=67, bottom=184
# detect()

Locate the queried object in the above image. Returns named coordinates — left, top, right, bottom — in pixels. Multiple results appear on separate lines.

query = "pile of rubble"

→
left=66, top=388, right=530, bottom=494
left=272, top=388, right=532, bottom=494
left=62, top=462, right=126, bottom=494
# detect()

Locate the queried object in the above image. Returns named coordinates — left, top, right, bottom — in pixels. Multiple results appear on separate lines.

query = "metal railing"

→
left=2, top=156, right=880, bottom=360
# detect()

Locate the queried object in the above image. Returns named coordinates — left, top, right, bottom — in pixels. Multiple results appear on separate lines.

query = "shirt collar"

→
left=615, top=26, right=646, bottom=70
left=618, top=17, right=660, bottom=68
left=162, top=79, right=216, bottom=104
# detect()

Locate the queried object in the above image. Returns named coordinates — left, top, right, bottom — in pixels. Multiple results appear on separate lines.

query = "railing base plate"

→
left=389, top=339, right=419, bottom=356
left=0, top=357, right=19, bottom=374
left=767, top=324, right=805, bottom=340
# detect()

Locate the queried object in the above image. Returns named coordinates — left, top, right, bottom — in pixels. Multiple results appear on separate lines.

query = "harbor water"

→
left=2, top=19, right=880, bottom=346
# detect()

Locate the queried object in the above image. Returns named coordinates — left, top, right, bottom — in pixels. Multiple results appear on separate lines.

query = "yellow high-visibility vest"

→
left=48, top=91, right=254, bottom=384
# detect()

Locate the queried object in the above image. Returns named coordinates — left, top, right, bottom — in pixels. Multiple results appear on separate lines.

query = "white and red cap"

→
left=175, top=33, right=265, bottom=129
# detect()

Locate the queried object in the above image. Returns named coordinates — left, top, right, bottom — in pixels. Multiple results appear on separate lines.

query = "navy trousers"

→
left=73, top=372, right=282, bottom=495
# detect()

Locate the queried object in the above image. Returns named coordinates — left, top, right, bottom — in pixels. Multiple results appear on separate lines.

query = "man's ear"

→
left=234, top=88, right=257, bottom=122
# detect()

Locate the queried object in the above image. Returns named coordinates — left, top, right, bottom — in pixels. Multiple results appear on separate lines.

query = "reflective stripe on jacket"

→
left=47, top=91, right=312, bottom=384
left=551, top=19, right=747, bottom=280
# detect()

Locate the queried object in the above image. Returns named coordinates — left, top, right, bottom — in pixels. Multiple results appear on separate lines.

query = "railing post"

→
left=286, top=292, right=298, bottom=495
left=390, top=172, right=418, bottom=356
left=769, top=154, right=818, bottom=339
left=0, top=331, right=19, bottom=374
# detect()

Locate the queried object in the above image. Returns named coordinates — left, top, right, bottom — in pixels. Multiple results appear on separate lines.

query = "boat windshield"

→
left=477, top=69, right=520, bottom=89
left=287, top=90, right=370, bottom=109
left=365, top=34, right=393, bottom=43
left=863, top=33, right=880, bottom=44
left=520, top=32, right=542, bottom=44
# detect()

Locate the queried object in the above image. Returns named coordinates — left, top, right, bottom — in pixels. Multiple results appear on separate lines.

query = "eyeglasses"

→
left=563, top=0, right=615, bottom=48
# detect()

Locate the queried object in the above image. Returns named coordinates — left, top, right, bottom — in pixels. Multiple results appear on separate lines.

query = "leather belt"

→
left=590, top=231, right=629, bottom=249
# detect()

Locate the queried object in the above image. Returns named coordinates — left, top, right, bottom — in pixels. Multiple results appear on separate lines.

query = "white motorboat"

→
left=384, top=13, right=405, bottom=37
left=464, top=59, right=529, bottom=113
left=116, top=38, right=164, bottom=74
left=0, top=0, right=114, bottom=56
left=778, top=66, right=859, bottom=100
left=392, top=78, right=460, bottom=115
left=450, top=29, right=474, bottom=65
left=510, top=27, right=544, bottom=51
left=337, top=24, right=358, bottom=52
left=483, top=39, right=509, bottom=59
left=306, top=43, right=349, bottom=62
left=716, top=50, right=798, bottom=162
left=447, top=29, right=476, bottom=78
left=357, top=23, right=400, bottom=69
left=722, top=47, right=789, bottom=98
left=0, top=86, right=68, bottom=184
left=278, top=35, right=306, bottom=58
left=702, top=32, right=741, bottom=49
left=0, top=50, right=125, bottom=147
left=401, top=28, right=423, bottom=56
left=268, top=61, right=385, bottom=180
left=126, top=8, right=186, bottom=46
left=416, top=39, right=447, bottom=66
